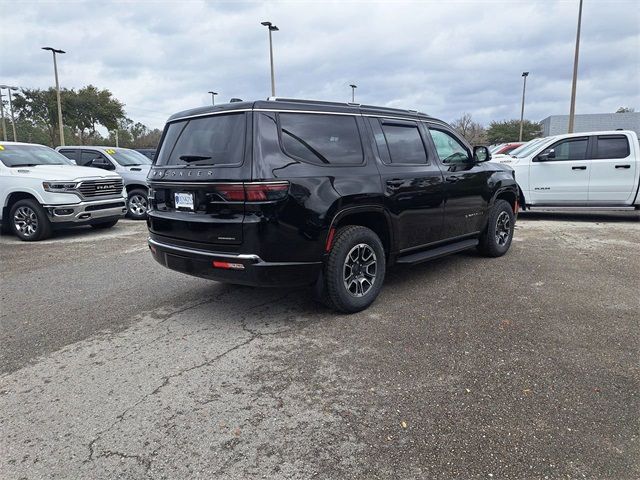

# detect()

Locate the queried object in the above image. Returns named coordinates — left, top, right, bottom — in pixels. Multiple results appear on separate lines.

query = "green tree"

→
left=11, top=88, right=62, bottom=145
left=486, top=119, right=542, bottom=144
left=12, top=86, right=125, bottom=146
left=616, top=107, right=635, bottom=113
left=66, top=85, right=125, bottom=144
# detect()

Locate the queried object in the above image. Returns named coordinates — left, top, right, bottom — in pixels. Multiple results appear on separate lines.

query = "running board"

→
left=396, top=239, right=479, bottom=265
left=526, top=206, right=637, bottom=211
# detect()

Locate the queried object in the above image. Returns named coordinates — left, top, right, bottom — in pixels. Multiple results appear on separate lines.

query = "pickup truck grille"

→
left=77, top=179, right=123, bottom=198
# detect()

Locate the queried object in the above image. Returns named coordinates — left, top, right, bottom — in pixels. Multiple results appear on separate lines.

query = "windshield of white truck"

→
left=511, top=138, right=548, bottom=158
left=0, top=144, right=73, bottom=168
left=108, top=148, right=152, bottom=166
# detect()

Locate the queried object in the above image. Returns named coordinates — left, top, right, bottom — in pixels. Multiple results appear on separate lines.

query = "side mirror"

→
left=536, top=149, right=555, bottom=162
left=91, top=157, right=114, bottom=170
left=473, top=145, right=491, bottom=163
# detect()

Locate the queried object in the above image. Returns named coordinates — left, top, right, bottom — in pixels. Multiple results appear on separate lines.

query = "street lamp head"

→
left=262, top=21, right=278, bottom=31
left=522, top=71, right=529, bottom=77
left=349, top=84, right=357, bottom=89
left=208, top=91, right=218, bottom=95
left=42, top=47, right=66, bottom=54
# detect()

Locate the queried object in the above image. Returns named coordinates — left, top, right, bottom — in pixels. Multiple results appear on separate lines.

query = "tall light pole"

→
left=261, top=21, right=279, bottom=97
left=42, top=47, right=66, bottom=146
left=518, top=72, right=529, bottom=142
left=349, top=84, right=357, bottom=103
left=0, top=86, right=19, bottom=141
left=0, top=91, right=6, bottom=142
left=208, top=91, right=218, bottom=105
left=568, top=0, right=583, bottom=133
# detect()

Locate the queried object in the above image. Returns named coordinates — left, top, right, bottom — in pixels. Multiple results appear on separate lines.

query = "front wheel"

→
left=9, top=199, right=52, bottom=241
left=321, top=226, right=386, bottom=313
left=478, top=199, right=515, bottom=257
left=126, top=189, right=148, bottom=220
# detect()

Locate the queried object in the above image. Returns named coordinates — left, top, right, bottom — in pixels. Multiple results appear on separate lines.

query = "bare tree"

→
left=451, top=113, right=487, bottom=145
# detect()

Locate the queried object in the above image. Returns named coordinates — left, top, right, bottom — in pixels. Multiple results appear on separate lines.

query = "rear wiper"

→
left=179, top=155, right=213, bottom=163
left=11, top=163, right=38, bottom=167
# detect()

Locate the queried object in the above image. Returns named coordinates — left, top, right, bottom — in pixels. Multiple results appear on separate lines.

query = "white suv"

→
left=0, top=142, right=127, bottom=241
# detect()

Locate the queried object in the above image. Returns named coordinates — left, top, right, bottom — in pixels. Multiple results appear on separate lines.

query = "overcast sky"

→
left=1, top=0, right=639, bottom=129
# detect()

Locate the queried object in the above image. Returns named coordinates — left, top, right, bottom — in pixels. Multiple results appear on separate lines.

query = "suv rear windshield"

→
left=0, top=144, right=72, bottom=167
left=155, top=113, right=246, bottom=166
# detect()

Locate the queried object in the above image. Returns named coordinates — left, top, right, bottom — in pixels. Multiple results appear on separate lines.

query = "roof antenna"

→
left=230, top=98, right=243, bottom=103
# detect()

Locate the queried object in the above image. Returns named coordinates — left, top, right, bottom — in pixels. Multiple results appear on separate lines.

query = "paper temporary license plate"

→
left=174, top=192, right=194, bottom=210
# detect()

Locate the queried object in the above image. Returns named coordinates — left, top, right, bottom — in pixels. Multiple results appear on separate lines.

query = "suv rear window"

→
left=155, top=113, right=246, bottom=166
left=595, top=135, right=629, bottom=159
left=279, top=113, right=363, bottom=165
left=380, top=121, right=427, bottom=164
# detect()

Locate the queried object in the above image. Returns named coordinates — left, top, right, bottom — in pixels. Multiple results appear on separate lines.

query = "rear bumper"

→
left=43, top=197, right=127, bottom=224
left=148, top=237, right=322, bottom=287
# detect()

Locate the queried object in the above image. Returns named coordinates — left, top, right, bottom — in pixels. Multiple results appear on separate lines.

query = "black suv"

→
left=147, top=98, right=518, bottom=312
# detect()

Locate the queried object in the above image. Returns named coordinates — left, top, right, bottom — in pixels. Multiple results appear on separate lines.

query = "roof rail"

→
left=266, top=97, right=358, bottom=108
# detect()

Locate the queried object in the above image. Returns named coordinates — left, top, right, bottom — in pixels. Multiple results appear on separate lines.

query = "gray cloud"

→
left=1, top=0, right=638, bottom=129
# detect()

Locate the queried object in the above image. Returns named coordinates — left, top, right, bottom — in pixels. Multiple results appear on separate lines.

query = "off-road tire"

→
left=322, top=226, right=386, bottom=313
left=478, top=199, right=515, bottom=257
left=9, top=199, right=52, bottom=241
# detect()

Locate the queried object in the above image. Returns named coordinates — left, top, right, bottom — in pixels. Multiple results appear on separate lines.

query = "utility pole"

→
left=568, top=0, right=583, bottom=133
left=208, top=91, right=218, bottom=105
left=261, top=21, right=279, bottom=97
left=42, top=47, right=66, bottom=145
left=519, top=72, right=529, bottom=142
left=349, top=84, right=357, bottom=103
left=0, top=91, right=6, bottom=142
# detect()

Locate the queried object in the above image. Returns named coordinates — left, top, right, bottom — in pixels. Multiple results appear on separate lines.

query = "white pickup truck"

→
left=494, top=130, right=640, bottom=210
left=0, top=142, right=127, bottom=241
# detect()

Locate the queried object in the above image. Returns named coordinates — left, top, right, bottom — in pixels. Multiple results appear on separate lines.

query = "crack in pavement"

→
left=85, top=290, right=302, bottom=467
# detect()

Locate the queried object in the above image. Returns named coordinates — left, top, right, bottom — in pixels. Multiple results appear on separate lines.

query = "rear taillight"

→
left=214, top=181, right=289, bottom=202
left=244, top=182, right=289, bottom=201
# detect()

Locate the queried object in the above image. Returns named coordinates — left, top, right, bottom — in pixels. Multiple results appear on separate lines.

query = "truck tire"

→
left=91, top=219, right=119, bottom=229
left=322, top=226, right=386, bottom=313
left=9, top=199, right=52, bottom=241
left=126, top=188, right=148, bottom=220
left=478, top=199, right=515, bottom=257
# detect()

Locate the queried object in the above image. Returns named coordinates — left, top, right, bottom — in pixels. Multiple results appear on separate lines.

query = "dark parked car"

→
left=147, top=99, right=518, bottom=312
left=135, top=148, right=157, bottom=161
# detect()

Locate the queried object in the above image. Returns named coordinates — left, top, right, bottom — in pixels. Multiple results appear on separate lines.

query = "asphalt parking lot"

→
left=1, top=213, right=639, bottom=479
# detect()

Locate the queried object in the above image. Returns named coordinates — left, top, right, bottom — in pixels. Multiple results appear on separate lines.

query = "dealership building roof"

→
left=540, top=112, right=639, bottom=136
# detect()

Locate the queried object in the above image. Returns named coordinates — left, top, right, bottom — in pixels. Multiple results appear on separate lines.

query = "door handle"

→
left=572, top=166, right=587, bottom=170
left=615, top=164, right=631, bottom=169
left=386, top=179, right=405, bottom=186
left=445, top=176, right=459, bottom=183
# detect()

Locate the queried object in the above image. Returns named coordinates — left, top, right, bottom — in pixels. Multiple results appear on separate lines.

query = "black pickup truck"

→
left=146, top=98, right=518, bottom=312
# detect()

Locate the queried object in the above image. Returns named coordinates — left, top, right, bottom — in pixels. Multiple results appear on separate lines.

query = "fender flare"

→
left=326, top=204, right=396, bottom=254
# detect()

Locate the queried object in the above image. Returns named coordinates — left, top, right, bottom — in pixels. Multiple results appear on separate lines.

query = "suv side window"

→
left=80, top=150, right=109, bottom=167
left=279, top=113, right=363, bottom=165
left=58, top=149, right=78, bottom=162
left=542, top=137, right=588, bottom=161
left=377, top=120, right=427, bottom=164
left=428, top=128, right=471, bottom=164
left=595, top=135, right=630, bottom=159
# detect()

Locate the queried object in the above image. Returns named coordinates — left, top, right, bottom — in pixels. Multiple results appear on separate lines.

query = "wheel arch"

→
left=328, top=206, right=394, bottom=258
left=491, top=186, right=519, bottom=213
left=2, top=192, right=41, bottom=227
left=125, top=183, right=148, bottom=194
